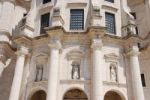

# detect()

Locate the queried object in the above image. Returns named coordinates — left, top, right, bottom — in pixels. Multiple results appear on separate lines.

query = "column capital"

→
left=48, top=39, right=62, bottom=50
left=126, top=45, right=140, bottom=56
left=16, top=46, right=29, bottom=56
left=91, top=38, right=103, bottom=50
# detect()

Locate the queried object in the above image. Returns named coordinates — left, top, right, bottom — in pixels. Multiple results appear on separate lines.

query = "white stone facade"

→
left=0, top=0, right=150, bottom=100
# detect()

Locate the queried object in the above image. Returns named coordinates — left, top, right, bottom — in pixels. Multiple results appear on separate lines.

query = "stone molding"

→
left=67, top=50, right=84, bottom=61
left=12, top=26, right=150, bottom=56
left=104, top=53, right=119, bottom=63
left=103, top=81, right=126, bottom=88
left=60, top=79, right=90, bottom=84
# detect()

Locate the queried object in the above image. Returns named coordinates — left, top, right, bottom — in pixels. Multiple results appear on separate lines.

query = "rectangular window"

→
left=43, top=0, right=51, bottom=4
left=105, top=12, right=116, bottom=34
left=105, top=0, right=114, bottom=3
left=141, top=74, right=146, bottom=87
left=40, top=13, right=50, bottom=34
left=70, top=9, right=84, bottom=30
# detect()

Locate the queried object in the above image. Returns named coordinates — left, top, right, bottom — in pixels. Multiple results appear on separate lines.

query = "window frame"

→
left=40, top=12, right=50, bottom=34
left=70, top=9, right=84, bottom=31
left=105, top=12, right=116, bottom=35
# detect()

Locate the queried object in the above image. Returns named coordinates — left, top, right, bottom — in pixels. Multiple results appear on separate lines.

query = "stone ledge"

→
left=60, top=79, right=90, bottom=84
left=27, top=81, right=48, bottom=86
left=103, top=81, right=126, bottom=88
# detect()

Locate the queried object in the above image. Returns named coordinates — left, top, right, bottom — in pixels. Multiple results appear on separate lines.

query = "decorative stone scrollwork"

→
left=110, top=63, right=117, bottom=82
left=72, top=61, right=80, bottom=80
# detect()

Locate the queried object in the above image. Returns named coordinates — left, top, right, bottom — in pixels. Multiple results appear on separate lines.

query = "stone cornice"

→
left=16, top=26, right=150, bottom=55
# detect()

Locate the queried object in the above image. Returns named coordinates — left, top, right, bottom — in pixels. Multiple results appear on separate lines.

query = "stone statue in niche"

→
left=72, top=62, right=80, bottom=79
left=110, top=63, right=117, bottom=82
left=35, top=64, right=43, bottom=82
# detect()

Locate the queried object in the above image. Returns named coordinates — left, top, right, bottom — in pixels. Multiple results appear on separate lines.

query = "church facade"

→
left=0, top=0, right=150, bottom=100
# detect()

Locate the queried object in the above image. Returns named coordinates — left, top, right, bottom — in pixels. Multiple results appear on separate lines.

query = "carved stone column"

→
left=47, top=39, right=61, bottom=100
left=9, top=46, right=29, bottom=100
left=127, top=45, right=145, bottom=100
left=91, top=38, right=104, bottom=100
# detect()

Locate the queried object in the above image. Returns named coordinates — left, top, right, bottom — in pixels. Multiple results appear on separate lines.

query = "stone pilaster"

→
left=127, top=44, right=145, bottom=100
left=91, top=38, right=104, bottom=100
left=47, top=39, right=61, bottom=100
left=9, top=45, right=29, bottom=100
left=9, top=36, right=32, bottom=100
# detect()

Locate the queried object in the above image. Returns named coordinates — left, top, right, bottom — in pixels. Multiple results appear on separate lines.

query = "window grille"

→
left=70, top=9, right=84, bottom=30
left=105, top=12, right=116, bottom=34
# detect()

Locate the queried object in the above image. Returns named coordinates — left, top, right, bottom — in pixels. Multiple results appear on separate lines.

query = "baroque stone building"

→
left=0, top=0, right=150, bottom=100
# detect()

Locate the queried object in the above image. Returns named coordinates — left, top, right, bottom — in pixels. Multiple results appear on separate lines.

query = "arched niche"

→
left=63, top=89, right=88, bottom=100
left=104, top=91, right=125, bottom=100
left=30, top=90, right=46, bottom=100
left=33, top=52, right=48, bottom=82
